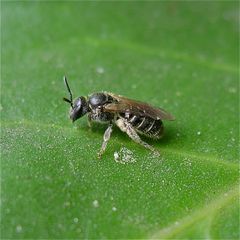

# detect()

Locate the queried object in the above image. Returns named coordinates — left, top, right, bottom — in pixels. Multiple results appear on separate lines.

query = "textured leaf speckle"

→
left=1, top=2, right=239, bottom=239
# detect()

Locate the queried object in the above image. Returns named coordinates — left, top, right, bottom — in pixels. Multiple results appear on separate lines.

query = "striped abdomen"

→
left=120, top=113, right=164, bottom=139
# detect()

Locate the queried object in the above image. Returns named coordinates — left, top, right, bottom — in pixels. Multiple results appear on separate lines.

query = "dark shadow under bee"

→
left=63, top=76, right=175, bottom=158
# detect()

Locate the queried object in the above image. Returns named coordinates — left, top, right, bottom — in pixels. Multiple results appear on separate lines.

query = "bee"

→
left=63, top=76, right=175, bottom=158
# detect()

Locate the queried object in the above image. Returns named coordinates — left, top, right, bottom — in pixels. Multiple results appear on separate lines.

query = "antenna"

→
left=63, top=76, right=73, bottom=108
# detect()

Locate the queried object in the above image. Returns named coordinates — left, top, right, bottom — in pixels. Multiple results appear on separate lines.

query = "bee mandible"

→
left=63, top=76, right=175, bottom=158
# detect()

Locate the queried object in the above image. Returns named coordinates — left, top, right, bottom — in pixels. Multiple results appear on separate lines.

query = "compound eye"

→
left=70, top=97, right=88, bottom=122
left=74, top=98, right=82, bottom=109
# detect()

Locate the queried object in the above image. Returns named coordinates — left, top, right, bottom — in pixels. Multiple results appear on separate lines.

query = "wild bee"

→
left=63, top=76, right=175, bottom=158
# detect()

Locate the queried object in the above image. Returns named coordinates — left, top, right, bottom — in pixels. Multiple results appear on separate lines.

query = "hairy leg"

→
left=116, top=118, right=160, bottom=156
left=98, top=124, right=113, bottom=158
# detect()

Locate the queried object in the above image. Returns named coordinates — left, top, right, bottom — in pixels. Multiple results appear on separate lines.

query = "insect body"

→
left=63, top=76, right=175, bottom=158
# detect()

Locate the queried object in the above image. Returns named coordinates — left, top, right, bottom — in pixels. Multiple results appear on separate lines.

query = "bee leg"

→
left=116, top=118, right=160, bottom=156
left=98, top=124, right=113, bottom=158
left=88, top=114, right=92, bottom=128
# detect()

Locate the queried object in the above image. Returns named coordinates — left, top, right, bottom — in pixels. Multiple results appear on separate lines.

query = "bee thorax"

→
left=89, top=110, right=115, bottom=123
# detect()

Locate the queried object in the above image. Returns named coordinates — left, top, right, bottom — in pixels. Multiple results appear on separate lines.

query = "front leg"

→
left=98, top=123, right=113, bottom=158
left=87, top=114, right=92, bottom=128
left=116, top=118, right=160, bottom=156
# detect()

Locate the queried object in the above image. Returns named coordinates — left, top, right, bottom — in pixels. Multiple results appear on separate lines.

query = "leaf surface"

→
left=1, top=2, right=239, bottom=239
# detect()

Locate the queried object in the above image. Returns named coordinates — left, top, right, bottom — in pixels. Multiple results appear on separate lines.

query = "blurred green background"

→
left=1, top=1, right=239, bottom=239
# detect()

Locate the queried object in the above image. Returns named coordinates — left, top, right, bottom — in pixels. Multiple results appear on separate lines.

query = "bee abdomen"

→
left=123, top=113, right=164, bottom=138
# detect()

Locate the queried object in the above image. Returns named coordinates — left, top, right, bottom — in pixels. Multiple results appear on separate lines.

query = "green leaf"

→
left=1, top=2, right=239, bottom=239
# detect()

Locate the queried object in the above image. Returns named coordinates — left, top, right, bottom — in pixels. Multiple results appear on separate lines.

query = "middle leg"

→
left=98, top=123, right=113, bottom=158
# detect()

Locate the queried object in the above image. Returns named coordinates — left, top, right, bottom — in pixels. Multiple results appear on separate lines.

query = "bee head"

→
left=63, top=76, right=88, bottom=122
left=69, top=97, right=88, bottom=122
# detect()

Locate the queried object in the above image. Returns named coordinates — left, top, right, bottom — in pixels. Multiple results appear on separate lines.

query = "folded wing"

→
left=104, top=93, right=175, bottom=121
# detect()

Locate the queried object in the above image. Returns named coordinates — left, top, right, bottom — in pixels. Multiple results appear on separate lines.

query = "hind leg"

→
left=116, top=118, right=160, bottom=156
